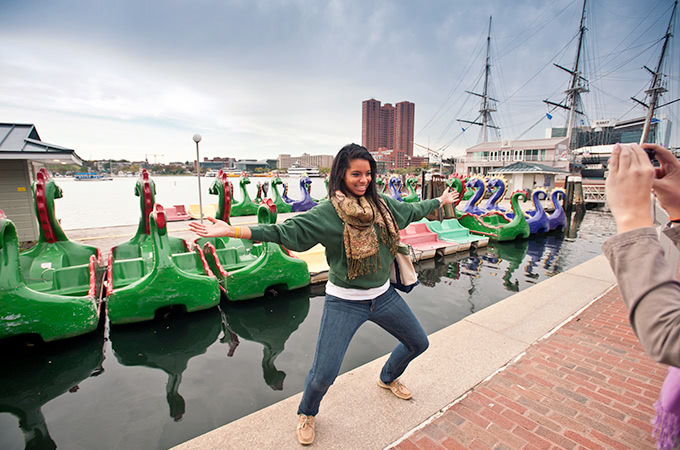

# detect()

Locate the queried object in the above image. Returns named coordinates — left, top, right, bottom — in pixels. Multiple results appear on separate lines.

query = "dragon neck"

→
left=300, top=180, right=311, bottom=200
left=149, top=210, right=172, bottom=270
left=216, top=180, right=232, bottom=222
left=240, top=180, right=250, bottom=200
left=509, top=192, right=527, bottom=226
left=407, top=181, right=416, bottom=196
left=141, top=179, right=154, bottom=235
left=272, top=181, right=283, bottom=202
left=551, top=191, right=565, bottom=213
left=532, top=192, right=546, bottom=214
left=0, top=220, right=24, bottom=289
left=33, top=170, right=67, bottom=243
left=466, top=181, right=485, bottom=207
left=488, top=182, right=505, bottom=205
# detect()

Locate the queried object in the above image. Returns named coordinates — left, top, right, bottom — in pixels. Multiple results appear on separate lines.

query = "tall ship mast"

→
left=634, top=0, right=678, bottom=145
left=458, top=16, right=500, bottom=144
left=543, top=0, right=589, bottom=152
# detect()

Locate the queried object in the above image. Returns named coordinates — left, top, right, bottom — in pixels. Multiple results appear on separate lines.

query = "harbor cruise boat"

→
left=287, top=166, right=321, bottom=177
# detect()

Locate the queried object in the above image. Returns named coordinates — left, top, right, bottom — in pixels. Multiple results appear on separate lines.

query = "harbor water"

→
left=53, top=176, right=327, bottom=230
left=0, top=176, right=616, bottom=450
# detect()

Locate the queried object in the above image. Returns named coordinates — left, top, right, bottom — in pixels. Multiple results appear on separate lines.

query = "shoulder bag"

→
left=390, top=244, right=419, bottom=293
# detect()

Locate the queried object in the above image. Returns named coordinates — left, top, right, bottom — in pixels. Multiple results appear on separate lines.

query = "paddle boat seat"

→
left=165, top=205, right=191, bottom=221
left=211, top=246, right=259, bottom=271
left=399, top=223, right=459, bottom=261
left=418, top=219, right=489, bottom=250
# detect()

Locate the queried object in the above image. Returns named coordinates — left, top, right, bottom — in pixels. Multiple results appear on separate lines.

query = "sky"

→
left=1, top=0, right=678, bottom=163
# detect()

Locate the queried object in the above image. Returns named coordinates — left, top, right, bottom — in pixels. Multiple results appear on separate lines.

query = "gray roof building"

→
left=490, top=162, right=569, bottom=175
left=1, top=123, right=83, bottom=164
left=0, top=123, right=84, bottom=242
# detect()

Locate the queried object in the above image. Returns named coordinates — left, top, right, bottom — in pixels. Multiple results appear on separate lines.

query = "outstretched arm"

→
left=189, top=217, right=252, bottom=240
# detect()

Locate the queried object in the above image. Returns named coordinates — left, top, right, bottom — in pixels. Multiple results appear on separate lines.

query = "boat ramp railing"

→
left=582, top=184, right=606, bottom=204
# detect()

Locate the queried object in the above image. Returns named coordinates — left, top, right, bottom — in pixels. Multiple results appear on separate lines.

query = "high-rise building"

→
left=361, top=99, right=415, bottom=168
left=395, top=101, right=415, bottom=157
left=362, top=99, right=381, bottom=154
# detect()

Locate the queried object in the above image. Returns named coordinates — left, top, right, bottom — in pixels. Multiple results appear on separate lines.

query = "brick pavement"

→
left=390, top=287, right=667, bottom=450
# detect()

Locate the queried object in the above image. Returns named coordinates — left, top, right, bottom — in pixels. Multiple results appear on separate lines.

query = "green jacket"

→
left=249, top=195, right=440, bottom=289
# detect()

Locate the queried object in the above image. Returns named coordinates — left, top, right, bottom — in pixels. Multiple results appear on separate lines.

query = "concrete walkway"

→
left=169, top=253, right=665, bottom=450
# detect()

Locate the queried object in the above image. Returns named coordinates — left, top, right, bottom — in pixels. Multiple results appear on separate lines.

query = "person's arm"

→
left=189, top=202, right=332, bottom=252
left=603, top=229, right=680, bottom=367
left=382, top=188, right=459, bottom=228
left=603, top=143, right=680, bottom=366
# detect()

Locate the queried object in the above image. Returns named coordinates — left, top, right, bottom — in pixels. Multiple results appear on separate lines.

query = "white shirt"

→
left=324, top=279, right=391, bottom=301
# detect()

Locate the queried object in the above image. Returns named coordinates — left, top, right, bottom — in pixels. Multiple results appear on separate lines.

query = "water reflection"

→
left=221, top=288, right=311, bottom=390
left=488, top=239, right=530, bottom=292
left=109, top=307, right=222, bottom=421
left=0, top=331, right=105, bottom=450
left=566, top=208, right=587, bottom=239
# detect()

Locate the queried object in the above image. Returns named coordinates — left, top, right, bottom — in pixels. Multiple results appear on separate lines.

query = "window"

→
left=525, top=149, right=540, bottom=161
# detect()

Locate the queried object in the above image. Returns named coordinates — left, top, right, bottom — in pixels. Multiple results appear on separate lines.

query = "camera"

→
left=644, top=147, right=657, bottom=163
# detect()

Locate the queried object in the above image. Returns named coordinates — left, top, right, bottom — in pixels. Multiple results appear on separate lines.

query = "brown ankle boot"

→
left=296, top=414, right=315, bottom=445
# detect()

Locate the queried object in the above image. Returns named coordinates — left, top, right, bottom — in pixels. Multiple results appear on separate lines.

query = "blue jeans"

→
left=297, top=286, right=429, bottom=416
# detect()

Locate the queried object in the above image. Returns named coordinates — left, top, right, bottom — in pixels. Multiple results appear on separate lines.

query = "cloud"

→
left=0, top=0, right=676, bottom=163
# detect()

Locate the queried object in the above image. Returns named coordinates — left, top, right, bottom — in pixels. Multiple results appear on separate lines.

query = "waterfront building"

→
left=362, top=99, right=415, bottom=169
left=490, top=162, right=569, bottom=194
left=0, top=123, right=83, bottom=242
left=463, top=137, right=569, bottom=176
left=277, top=153, right=333, bottom=170
left=558, top=116, right=672, bottom=178
left=233, top=159, right=277, bottom=172
left=199, top=156, right=234, bottom=172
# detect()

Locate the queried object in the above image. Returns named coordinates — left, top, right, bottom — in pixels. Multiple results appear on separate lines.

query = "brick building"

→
left=362, top=98, right=415, bottom=168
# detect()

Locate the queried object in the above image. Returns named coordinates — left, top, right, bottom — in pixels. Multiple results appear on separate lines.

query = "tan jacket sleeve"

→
left=602, top=225, right=680, bottom=367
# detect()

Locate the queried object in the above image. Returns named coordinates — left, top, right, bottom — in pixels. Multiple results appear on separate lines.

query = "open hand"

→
left=606, top=143, right=655, bottom=233
left=439, top=187, right=459, bottom=206
left=188, top=217, right=234, bottom=238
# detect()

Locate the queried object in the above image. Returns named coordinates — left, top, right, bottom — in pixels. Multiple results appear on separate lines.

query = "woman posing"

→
left=190, top=143, right=458, bottom=445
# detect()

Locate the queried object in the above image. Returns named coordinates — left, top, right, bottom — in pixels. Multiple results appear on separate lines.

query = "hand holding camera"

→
left=642, top=143, right=680, bottom=220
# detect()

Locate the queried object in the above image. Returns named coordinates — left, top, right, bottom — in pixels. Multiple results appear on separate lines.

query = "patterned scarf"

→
left=331, top=191, right=400, bottom=279
left=654, top=367, right=680, bottom=450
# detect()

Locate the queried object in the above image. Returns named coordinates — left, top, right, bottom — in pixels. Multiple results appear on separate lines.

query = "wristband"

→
left=670, top=217, right=680, bottom=223
left=234, top=227, right=241, bottom=239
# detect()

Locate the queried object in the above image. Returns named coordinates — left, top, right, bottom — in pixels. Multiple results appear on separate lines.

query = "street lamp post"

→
left=193, top=134, right=204, bottom=223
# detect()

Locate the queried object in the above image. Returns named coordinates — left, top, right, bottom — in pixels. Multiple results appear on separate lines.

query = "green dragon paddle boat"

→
left=457, top=190, right=531, bottom=241
left=271, top=176, right=292, bottom=213
left=0, top=210, right=100, bottom=343
left=402, top=177, right=420, bottom=203
left=106, top=204, right=221, bottom=325
left=200, top=199, right=310, bottom=301
left=112, top=170, right=188, bottom=260
left=376, top=176, right=387, bottom=194
left=231, top=175, right=259, bottom=217
left=20, top=169, right=102, bottom=296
